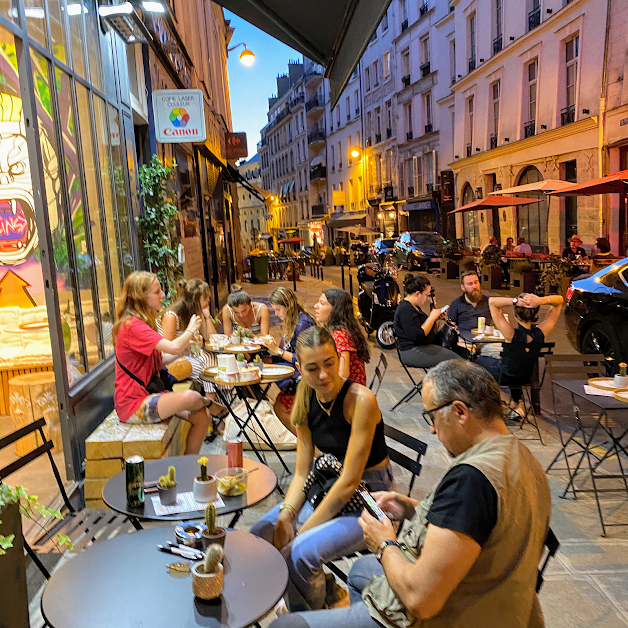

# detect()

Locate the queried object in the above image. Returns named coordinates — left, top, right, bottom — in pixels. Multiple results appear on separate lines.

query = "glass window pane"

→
left=0, top=0, right=18, bottom=23
left=76, top=83, right=113, bottom=356
left=84, top=0, right=103, bottom=92
left=92, top=95, right=122, bottom=303
left=67, top=0, right=87, bottom=78
left=24, top=0, right=48, bottom=49
left=108, top=104, right=133, bottom=278
left=47, top=0, right=70, bottom=65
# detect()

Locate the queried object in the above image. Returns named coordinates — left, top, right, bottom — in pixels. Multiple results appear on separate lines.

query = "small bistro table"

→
left=41, top=528, right=288, bottom=628
left=102, top=455, right=277, bottom=529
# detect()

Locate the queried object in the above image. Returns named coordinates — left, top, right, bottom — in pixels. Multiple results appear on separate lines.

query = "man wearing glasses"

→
left=270, top=360, right=551, bottom=628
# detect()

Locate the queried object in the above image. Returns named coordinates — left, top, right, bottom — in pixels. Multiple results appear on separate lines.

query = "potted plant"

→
left=157, top=465, right=178, bottom=506
left=615, top=363, right=628, bottom=389
left=538, top=255, right=575, bottom=297
left=323, top=246, right=334, bottom=266
left=193, top=457, right=217, bottom=503
left=1, top=484, right=72, bottom=628
left=201, top=502, right=226, bottom=549
left=192, top=543, right=224, bottom=600
left=478, top=249, right=504, bottom=289
left=440, top=241, right=460, bottom=279
left=235, top=353, right=247, bottom=369
left=508, top=259, right=536, bottom=295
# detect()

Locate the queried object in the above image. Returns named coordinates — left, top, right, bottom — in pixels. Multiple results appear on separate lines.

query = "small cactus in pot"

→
left=236, top=352, right=246, bottom=368
left=201, top=502, right=226, bottom=549
left=193, top=457, right=217, bottom=503
left=192, top=543, right=224, bottom=600
left=158, top=465, right=178, bottom=505
left=615, top=362, right=628, bottom=388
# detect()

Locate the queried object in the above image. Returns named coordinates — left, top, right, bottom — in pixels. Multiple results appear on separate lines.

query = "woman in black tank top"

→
left=250, top=327, right=393, bottom=612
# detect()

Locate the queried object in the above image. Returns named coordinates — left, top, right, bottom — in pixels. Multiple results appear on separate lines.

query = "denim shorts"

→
left=128, top=393, right=163, bottom=424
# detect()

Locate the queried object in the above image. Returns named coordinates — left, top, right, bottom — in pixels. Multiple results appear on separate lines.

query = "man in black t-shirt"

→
left=562, top=234, right=587, bottom=260
left=447, top=271, right=491, bottom=333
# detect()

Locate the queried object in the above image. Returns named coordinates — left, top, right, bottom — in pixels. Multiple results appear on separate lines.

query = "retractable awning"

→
left=215, top=0, right=392, bottom=107
left=327, top=211, right=368, bottom=228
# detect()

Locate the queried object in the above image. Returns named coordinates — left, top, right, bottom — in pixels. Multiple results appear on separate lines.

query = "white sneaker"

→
left=274, top=599, right=289, bottom=617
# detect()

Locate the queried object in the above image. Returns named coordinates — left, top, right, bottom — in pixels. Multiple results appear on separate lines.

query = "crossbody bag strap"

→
left=115, top=354, right=149, bottom=392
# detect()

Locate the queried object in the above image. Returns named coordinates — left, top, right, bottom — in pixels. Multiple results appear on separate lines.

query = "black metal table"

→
left=550, top=380, right=628, bottom=535
left=102, top=455, right=277, bottom=529
left=41, top=528, right=288, bottom=628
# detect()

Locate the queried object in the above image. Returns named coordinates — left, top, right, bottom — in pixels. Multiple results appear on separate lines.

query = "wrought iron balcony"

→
left=406, top=131, right=413, bottom=141
left=290, top=94, right=305, bottom=108
left=386, top=127, right=392, bottom=139
left=311, top=203, right=326, bottom=217
left=407, top=186, right=415, bottom=197
left=524, top=120, right=536, bottom=138
left=305, top=68, right=323, bottom=83
left=420, top=2, right=429, bottom=16
left=561, top=105, right=575, bottom=126
left=310, top=164, right=327, bottom=181
left=468, top=56, right=476, bottom=73
left=489, top=133, right=497, bottom=149
left=401, top=19, right=408, bottom=31
left=528, top=8, right=540, bottom=31
left=402, top=74, right=411, bottom=87
left=424, top=124, right=433, bottom=134
left=492, top=35, right=502, bottom=55
left=420, top=61, right=431, bottom=77
left=375, top=133, right=382, bottom=143
left=305, top=96, right=323, bottom=112
left=466, top=143, right=472, bottom=157
left=307, top=128, right=326, bottom=144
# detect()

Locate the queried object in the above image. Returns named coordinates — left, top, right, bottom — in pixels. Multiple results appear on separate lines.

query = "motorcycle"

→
left=357, top=257, right=400, bottom=349
left=350, top=241, right=371, bottom=266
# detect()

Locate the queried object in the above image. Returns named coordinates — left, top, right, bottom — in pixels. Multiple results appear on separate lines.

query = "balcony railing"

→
left=406, top=131, right=413, bottom=141
left=305, top=96, right=323, bottom=112
left=407, top=186, right=415, bottom=197
left=424, top=123, right=433, bottom=134
left=386, top=127, right=392, bottom=139
left=561, top=105, right=575, bottom=126
left=420, top=61, right=431, bottom=77
left=466, top=143, right=472, bottom=157
left=420, top=2, right=429, bottom=16
left=528, top=8, right=540, bottom=31
left=468, top=56, right=476, bottom=73
left=307, top=128, right=326, bottom=144
left=310, top=164, right=327, bottom=181
left=489, top=133, right=497, bottom=149
left=401, top=18, right=408, bottom=31
left=524, top=120, right=536, bottom=138
left=402, top=74, right=411, bottom=87
left=375, top=133, right=382, bottom=143
left=492, top=35, right=502, bottom=55
left=311, top=203, right=326, bottom=217
left=305, top=68, right=323, bottom=83
left=290, top=94, right=305, bottom=108
left=366, top=137, right=372, bottom=147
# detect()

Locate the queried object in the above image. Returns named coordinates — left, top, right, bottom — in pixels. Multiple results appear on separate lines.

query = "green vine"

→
left=136, top=155, right=183, bottom=304
left=537, top=255, right=575, bottom=295
left=478, top=249, right=503, bottom=276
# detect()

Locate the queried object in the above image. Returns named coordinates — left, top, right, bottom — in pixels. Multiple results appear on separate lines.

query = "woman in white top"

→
left=221, top=284, right=270, bottom=336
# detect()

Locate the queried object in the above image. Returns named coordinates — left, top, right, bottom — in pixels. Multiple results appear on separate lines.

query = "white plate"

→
left=227, top=345, right=259, bottom=352
left=203, top=366, right=218, bottom=376
left=263, top=365, right=295, bottom=377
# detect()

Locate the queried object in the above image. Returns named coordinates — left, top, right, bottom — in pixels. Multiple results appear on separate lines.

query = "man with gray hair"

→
left=269, top=360, right=551, bottom=628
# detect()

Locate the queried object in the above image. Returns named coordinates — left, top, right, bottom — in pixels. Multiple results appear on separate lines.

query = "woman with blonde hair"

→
left=250, top=326, right=392, bottom=612
left=262, top=287, right=315, bottom=434
left=222, top=284, right=270, bottom=336
left=113, top=271, right=211, bottom=454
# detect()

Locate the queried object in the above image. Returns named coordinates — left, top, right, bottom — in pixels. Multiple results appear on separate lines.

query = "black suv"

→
left=394, top=231, right=445, bottom=271
left=564, top=259, right=628, bottom=364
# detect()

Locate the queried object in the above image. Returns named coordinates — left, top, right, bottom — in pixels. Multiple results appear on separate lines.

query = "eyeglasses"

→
left=422, top=400, right=472, bottom=426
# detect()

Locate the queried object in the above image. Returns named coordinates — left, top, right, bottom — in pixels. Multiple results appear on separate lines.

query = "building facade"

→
left=236, top=154, right=266, bottom=253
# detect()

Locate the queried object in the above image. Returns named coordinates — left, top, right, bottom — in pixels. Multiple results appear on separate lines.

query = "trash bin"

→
left=249, top=255, right=269, bottom=284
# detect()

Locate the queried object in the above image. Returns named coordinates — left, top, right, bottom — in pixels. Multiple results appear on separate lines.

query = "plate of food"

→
left=224, top=344, right=260, bottom=354
left=250, top=336, right=273, bottom=346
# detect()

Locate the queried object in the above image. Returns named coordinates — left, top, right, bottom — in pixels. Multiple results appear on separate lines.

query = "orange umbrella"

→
left=547, top=169, right=628, bottom=196
left=449, top=195, right=540, bottom=214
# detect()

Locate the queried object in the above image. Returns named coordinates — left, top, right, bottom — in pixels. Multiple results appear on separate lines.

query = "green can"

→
left=125, top=455, right=145, bottom=508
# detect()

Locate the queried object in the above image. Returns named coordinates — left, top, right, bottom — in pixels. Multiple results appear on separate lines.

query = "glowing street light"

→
left=377, top=212, right=383, bottom=219
left=351, top=148, right=360, bottom=159
left=389, top=211, right=395, bottom=219
left=228, top=42, right=255, bottom=66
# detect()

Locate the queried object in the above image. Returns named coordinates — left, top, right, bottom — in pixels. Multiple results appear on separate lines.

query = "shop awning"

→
left=215, top=0, right=392, bottom=107
left=327, top=211, right=368, bottom=228
left=449, top=195, right=539, bottom=214
left=311, top=155, right=326, bottom=167
left=406, top=200, right=437, bottom=211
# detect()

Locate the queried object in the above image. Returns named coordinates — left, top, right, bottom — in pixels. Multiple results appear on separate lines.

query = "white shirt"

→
left=514, top=243, right=532, bottom=254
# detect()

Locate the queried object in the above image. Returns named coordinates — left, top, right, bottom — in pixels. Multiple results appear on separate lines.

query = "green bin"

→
left=249, top=255, right=269, bottom=284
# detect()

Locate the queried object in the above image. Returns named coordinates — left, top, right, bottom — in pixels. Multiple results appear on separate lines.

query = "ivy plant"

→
left=136, top=155, right=183, bottom=304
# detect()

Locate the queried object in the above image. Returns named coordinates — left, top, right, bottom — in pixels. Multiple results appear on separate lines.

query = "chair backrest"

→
left=383, top=424, right=428, bottom=497
left=368, top=353, right=388, bottom=396
left=392, top=328, right=422, bottom=385
left=537, top=528, right=560, bottom=592
left=0, top=418, right=74, bottom=513
left=499, top=340, right=545, bottom=387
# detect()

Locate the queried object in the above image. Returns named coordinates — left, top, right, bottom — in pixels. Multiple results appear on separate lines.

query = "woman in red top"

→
left=313, top=288, right=369, bottom=386
left=113, top=271, right=217, bottom=454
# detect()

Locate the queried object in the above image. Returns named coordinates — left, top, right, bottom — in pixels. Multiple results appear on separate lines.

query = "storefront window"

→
left=0, top=0, right=17, bottom=23
left=461, top=184, right=479, bottom=249
left=47, top=0, right=69, bottom=65
left=517, top=166, right=547, bottom=251
left=84, top=0, right=103, bottom=92
left=23, top=0, right=47, bottom=48
left=68, top=0, right=87, bottom=79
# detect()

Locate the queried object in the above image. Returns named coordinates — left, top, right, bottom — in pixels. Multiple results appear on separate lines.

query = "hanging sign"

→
left=152, top=89, right=206, bottom=143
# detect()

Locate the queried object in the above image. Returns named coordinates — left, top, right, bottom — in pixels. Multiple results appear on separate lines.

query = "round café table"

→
left=103, top=455, right=277, bottom=529
left=41, top=528, right=288, bottom=628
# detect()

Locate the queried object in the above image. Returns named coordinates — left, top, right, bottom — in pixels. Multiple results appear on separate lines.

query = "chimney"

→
left=268, top=96, right=278, bottom=109
left=276, top=74, right=290, bottom=99
left=288, top=60, right=304, bottom=85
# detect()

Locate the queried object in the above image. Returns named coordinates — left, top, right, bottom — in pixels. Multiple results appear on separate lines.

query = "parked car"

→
left=371, top=238, right=397, bottom=263
left=564, top=258, right=628, bottom=366
left=394, top=231, right=445, bottom=271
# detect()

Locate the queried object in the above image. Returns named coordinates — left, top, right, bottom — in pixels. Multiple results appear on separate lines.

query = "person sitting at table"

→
left=513, top=237, right=532, bottom=255
left=159, top=279, right=228, bottom=428
left=477, top=293, right=564, bottom=417
left=250, top=326, right=393, bottom=612
left=394, top=274, right=458, bottom=369
left=481, top=236, right=501, bottom=255
left=593, top=237, right=614, bottom=259
left=222, top=284, right=270, bottom=337
left=263, top=286, right=316, bottom=435
left=447, top=271, right=491, bottom=334
left=113, top=271, right=211, bottom=454
left=313, top=288, right=369, bottom=386
left=504, top=236, right=515, bottom=253
left=562, top=234, right=587, bottom=261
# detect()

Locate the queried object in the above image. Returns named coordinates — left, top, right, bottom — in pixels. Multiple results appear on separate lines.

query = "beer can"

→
left=227, top=439, right=243, bottom=468
left=125, top=455, right=145, bottom=508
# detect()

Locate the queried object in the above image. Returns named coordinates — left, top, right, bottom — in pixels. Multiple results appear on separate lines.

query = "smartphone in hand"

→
left=360, top=489, right=389, bottom=521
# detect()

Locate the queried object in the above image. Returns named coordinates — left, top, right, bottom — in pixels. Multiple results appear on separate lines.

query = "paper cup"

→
left=478, top=317, right=486, bottom=332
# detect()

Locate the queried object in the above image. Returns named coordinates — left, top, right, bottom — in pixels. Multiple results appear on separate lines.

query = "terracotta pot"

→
left=192, top=562, right=224, bottom=600
left=158, top=483, right=178, bottom=506
left=193, top=475, right=217, bottom=502
left=202, top=527, right=226, bottom=550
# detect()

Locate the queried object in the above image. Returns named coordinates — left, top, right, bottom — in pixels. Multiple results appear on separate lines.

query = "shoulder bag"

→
left=116, top=353, right=178, bottom=394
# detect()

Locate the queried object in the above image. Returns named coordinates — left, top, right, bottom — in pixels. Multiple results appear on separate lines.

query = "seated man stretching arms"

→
left=270, top=359, right=551, bottom=628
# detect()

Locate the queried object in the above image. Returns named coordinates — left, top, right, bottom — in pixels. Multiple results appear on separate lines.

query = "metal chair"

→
left=391, top=330, right=427, bottom=411
left=368, top=352, right=388, bottom=397
left=537, top=528, right=560, bottom=592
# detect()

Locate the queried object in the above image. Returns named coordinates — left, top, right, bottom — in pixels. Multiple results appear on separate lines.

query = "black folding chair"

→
left=537, top=528, right=560, bottom=592
left=368, top=352, right=389, bottom=397
left=391, top=331, right=427, bottom=411
left=0, top=418, right=135, bottom=579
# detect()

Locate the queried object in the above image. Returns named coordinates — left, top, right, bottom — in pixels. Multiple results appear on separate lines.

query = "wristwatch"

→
left=512, top=297, right=518, bottom=305
left=377, top=540, right=401, bottom=562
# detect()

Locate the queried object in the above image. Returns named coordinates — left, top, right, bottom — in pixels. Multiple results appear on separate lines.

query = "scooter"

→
left=357, top=258, right=400, bottom=349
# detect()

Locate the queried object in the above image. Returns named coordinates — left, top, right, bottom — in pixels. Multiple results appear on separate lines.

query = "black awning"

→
left=405, top=200, right=437, bottom=211
left=327, top=211, right=367, bottom=228
left=215, top=0, right=392, bottom=108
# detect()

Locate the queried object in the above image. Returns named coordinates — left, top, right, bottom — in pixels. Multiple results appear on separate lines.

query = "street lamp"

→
left=228, top=42, right=256, bottom=66
left=351, top=148, right=361, bottom=160
left=389, top=211, right=395, bottom=219
left=377, top=212, right=383, bottom=219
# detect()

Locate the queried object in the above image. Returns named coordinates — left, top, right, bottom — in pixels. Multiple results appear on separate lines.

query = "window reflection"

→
left=47, top=0, right=70, bottom=66
left=23, top=0, right=48, bottom=49
left=67, top=0, right=87, bottom=79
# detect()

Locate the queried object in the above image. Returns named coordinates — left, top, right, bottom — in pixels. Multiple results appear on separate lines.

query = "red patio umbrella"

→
left=449, top=195, right=540, bottom=214
left=278, top=237, right=304, bottom=244
left=547, top=169, right=628, bottom=196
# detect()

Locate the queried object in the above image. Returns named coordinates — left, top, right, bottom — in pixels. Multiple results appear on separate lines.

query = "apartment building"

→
left=236, top=155, right=268, bottom=254
left=449, top=0, right=608, bottom=254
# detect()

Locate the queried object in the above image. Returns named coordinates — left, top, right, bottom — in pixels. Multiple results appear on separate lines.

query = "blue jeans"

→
left=250, top=465, right=393, bottom=611
left=269, top=556, right=384, bottom=628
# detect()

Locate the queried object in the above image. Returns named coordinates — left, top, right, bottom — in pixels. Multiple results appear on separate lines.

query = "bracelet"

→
left=279, top=503, right=297, bottom=519
left=184, top=329, right=194, bottom=335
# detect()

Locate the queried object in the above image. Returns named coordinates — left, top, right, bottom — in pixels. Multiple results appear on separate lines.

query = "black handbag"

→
left=116, top=354, right=178, bottom=394
left=437, top=319, right=460, bottom=351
